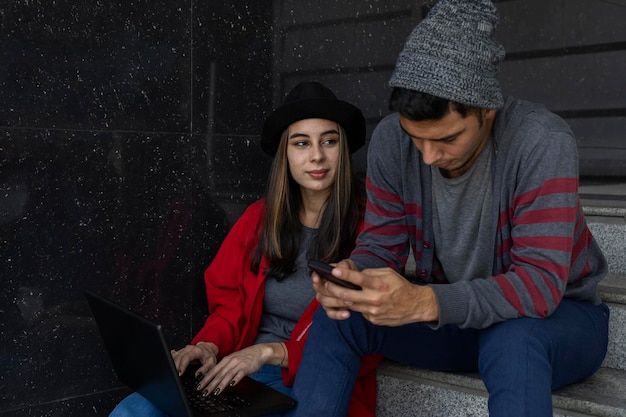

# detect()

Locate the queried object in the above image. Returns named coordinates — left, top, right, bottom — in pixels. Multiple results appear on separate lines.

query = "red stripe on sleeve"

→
left=366, top=177, right=403, bottom=204
left=513, top=178, right=578, bottom=208
left=511, top=266, right=550, bottom=318
left=361, top=222, right=412, bottom=237
left=494, top=276, right=525, bottom=315
left=510, top=254, right=569, bottom=282
left=366, top=200, right=401, bottom=219
left=515, top=207, right=577, bottom=225
left=514, top=236, right=573, bottom=252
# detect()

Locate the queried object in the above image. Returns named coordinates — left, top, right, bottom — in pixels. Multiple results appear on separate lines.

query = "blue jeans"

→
left=286, top=300, right=609, bottom=417
left=109, top=364, right=290, bottom=417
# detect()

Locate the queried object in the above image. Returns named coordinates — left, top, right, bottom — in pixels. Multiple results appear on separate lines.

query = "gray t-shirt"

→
left=431, top=140, right=494, bottom=282
left=254, top=226, right=317, bottom=344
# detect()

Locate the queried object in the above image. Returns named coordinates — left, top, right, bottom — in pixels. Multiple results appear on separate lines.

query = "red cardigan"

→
left=192, top=199, right=381, bottom=417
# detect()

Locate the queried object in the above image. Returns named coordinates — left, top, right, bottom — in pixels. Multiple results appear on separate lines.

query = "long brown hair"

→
left=251, top=124, right=363, bottom=280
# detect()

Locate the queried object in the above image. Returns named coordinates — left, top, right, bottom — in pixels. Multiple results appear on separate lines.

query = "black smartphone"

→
left=308, top=260, right=362, bottom=291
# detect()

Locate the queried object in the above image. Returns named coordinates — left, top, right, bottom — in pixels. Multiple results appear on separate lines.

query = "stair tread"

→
left=600, top=273, right=626, bottom=304
left=378, top=361, right=626, bottom=416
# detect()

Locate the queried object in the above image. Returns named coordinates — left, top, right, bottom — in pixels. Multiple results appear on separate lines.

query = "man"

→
left=286, top=0, right=609, bottom=416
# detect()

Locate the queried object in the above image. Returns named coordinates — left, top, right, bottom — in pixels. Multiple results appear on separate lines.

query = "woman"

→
left=110, top=81, right=381, bottom=417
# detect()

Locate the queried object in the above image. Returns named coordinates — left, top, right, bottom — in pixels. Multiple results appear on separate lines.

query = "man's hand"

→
left=311, top=260, right=440, bottom=326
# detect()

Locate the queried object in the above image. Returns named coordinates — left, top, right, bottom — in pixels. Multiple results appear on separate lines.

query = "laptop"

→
left=85, top=290, right=297, bottom=417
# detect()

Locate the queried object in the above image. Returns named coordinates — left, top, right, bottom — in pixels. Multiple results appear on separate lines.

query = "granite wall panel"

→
left=498, top=58, right=563, bottom=107
left=0, top=0, right=240, bottom=413
left=560, top=51, right=626, bottom=110
left=191, top=1, right=274, bottom=136
left=283, top=17, right=414, bottom=68
left=1, top=128, right=229, bottom=414
left=277, top=0, right=413, bottom=25
left=0, top=0, right=192, bottom=132
left=562, top=0, right=626, bottom=45
left=497, top=0, right=566, bottom=52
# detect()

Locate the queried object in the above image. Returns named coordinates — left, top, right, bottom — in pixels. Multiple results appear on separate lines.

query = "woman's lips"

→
left=308, top=169, right=329, bottom=179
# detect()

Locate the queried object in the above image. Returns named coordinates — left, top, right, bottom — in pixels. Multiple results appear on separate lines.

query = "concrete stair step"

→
left=599, top=273, right=626, bottom=371
left=376, top=362, right=626, bottom=417
left=584, top=205, right=626, bottom=275
left=599, top=273, right=626, bottom=305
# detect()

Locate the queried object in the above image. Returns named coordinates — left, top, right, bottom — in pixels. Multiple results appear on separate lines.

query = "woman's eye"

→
left=322, top=138, right=338, bottom=146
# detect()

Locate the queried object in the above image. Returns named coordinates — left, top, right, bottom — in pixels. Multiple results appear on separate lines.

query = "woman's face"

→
left=286, top=118, right=341, bottom=195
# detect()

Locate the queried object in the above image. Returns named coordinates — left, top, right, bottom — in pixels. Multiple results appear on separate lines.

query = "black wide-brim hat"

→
left=261, top=81, right=366, bottom=156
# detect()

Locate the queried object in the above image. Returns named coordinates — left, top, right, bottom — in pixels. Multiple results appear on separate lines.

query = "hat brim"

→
left=261, top=98, right=366, bottom=156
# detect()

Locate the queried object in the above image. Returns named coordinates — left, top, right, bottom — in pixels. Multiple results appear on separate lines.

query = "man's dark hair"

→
left=389, top=87, right=478, bottom=121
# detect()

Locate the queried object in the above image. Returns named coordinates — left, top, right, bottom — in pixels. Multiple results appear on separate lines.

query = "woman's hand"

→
left=191, top=342, right=286, bottom=397
left=171, top=341, right=219, bottom=381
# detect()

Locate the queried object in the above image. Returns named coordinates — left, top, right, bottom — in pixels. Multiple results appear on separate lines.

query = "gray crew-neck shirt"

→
left=431, top=140, right=494, bottom=282
left=254, top=226, right=317, bottom=344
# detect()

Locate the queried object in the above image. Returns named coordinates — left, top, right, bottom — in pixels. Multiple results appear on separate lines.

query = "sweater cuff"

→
left=430, top=283, right=469, bottom=328
left=351, top=254, right=392, bottom=271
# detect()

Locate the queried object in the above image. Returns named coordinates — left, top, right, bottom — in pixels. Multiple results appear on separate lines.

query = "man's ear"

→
left=484, top=108, right=497, bottom=119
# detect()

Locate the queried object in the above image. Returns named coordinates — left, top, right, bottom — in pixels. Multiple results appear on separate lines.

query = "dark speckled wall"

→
left=1, top=1, right=272, bottom=415
left=1, top=0, right=625, bottom=415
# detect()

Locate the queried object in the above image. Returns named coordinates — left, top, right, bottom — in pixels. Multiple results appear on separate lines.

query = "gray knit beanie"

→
left=389, top=0, right=506, bottom=109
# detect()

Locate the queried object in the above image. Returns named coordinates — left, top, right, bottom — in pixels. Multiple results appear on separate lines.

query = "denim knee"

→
left=109, top=392, right=168, bottom=417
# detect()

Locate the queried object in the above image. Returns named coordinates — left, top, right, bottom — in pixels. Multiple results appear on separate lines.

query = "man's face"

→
left=399, top=107, right=496, bottom=178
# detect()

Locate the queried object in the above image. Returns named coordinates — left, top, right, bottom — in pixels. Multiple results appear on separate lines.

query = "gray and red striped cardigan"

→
left=351, top=97, right=607, bottom=329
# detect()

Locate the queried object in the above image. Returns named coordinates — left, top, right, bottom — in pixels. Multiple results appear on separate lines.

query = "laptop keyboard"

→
left=182, top=373, right=251, bottom=414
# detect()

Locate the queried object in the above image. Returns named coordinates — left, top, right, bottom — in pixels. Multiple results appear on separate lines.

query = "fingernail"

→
left=202, top=389, right=209, bottom=397
left=213, top=388, right=220, bottom=396
left=196, top=383, right=202, bottom=391
left=229, top=380, right=236, bottom=386
left=195, top=373, right=203, bottom=381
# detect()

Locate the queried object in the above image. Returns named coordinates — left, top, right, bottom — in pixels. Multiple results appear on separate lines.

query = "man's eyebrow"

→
left=399, top=122, right=464, bottom=142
